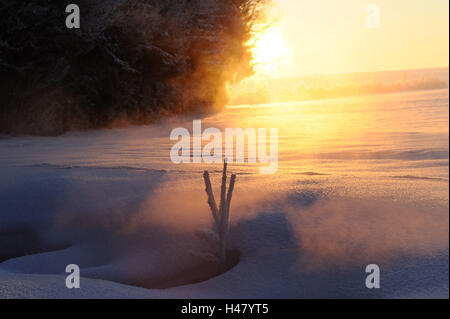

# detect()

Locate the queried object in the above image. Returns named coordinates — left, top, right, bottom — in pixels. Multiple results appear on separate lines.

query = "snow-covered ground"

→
left=0, top=89, right=448, bottom=298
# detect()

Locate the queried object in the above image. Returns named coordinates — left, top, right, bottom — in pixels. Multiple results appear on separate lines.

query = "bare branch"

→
left=219, top=159, right=228, bottom=227
left=203, top=171, right=219, bottom=225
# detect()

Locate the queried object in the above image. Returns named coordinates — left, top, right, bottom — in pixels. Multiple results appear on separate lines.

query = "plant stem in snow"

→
left=202, top=159, right=237, bottom=274
left=203, top=171, right=219, bottom=225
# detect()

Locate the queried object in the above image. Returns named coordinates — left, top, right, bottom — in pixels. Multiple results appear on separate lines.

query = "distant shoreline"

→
left=228, top=87, right=449, bottom=108
left=230, top=68, right=449, bottom=106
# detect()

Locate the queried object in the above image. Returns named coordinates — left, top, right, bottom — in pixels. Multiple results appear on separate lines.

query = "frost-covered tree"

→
left=0, top=0, right=271, bottom=135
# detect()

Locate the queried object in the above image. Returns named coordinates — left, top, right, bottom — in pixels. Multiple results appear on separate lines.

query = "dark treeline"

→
left=0, top=0, right=269, bottom=135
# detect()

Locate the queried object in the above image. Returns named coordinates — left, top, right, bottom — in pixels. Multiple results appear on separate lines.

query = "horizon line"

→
left=267, top=66, right=450, bottom=81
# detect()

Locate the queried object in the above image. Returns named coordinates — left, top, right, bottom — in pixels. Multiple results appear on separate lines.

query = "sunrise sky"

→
left=266, top=0, right=449, bottom=77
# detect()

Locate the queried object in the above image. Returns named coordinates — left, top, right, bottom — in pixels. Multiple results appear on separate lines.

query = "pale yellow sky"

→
left=273, top=0, right=449, bottom=77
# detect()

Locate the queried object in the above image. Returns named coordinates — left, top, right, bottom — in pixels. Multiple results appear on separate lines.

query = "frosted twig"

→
left=224, top=174, right=237, bottom=233
left=203, top=171, right=219, bottom=225
left=219, top=159, right=228, bottom=228
left=202, top=159, right=237, bottom=274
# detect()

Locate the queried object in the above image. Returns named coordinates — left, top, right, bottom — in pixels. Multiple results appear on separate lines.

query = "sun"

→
left=250, top=26, right=292, bottom=78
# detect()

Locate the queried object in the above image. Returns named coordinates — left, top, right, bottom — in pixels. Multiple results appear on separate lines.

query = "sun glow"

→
left=250, top=26, right=292, bottom=78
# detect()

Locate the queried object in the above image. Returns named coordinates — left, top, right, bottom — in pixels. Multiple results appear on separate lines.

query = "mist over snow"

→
left=0, top=89, right=448, bottom=298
